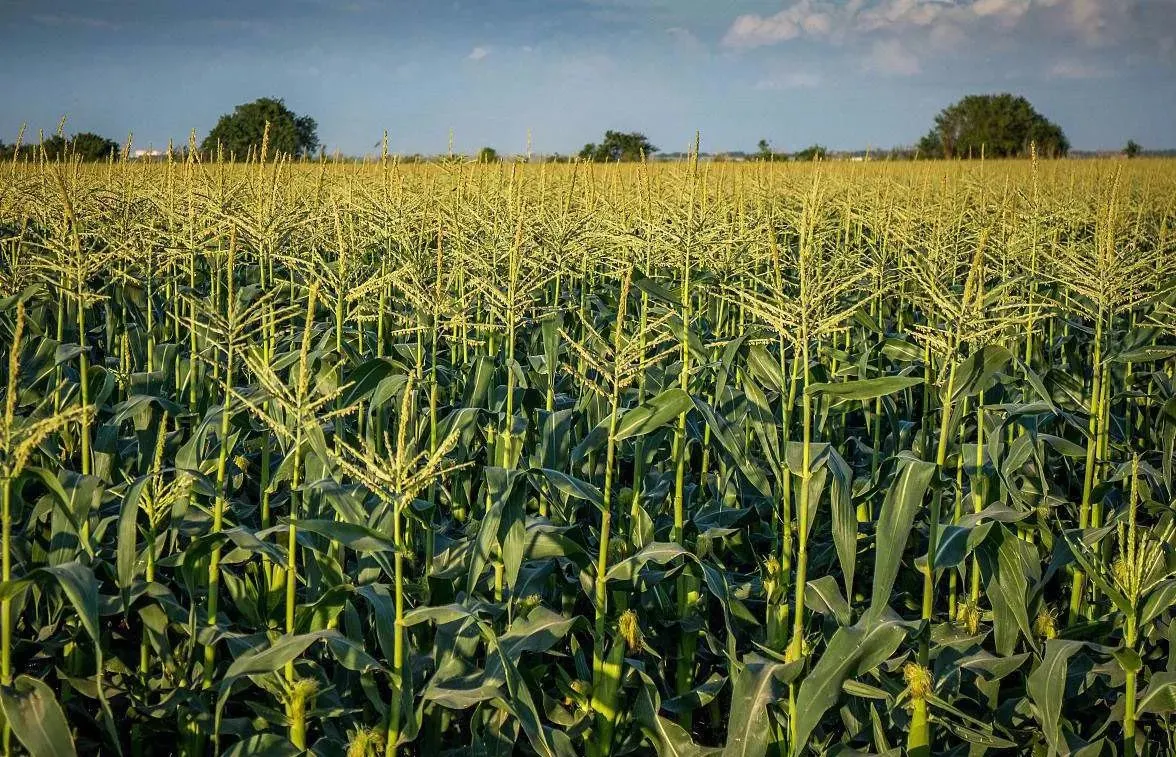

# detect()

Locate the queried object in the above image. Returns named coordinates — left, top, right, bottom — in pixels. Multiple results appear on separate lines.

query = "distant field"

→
left=0, top=156, right=1174, bottom=756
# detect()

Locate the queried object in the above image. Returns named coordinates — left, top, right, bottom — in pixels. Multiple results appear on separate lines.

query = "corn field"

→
left=0, top=146, right=1175, bottom=757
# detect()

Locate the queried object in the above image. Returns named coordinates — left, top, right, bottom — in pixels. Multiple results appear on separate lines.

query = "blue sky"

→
left=1, top=0, right=1173, bottom=155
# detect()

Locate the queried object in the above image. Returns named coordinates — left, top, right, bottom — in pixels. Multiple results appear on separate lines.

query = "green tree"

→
left=578, top=131, right=657, bottom=162
left=38, top=133, right=121, bottom=162
left=1124, top=140, right=1141, bottom=159
left=477, top=146, right=499, bottom=163
left=791, top=144, right=828, bottom=161
left=201, top=97, right=319, bottom=159
left=757, top=139, right=772, bottom=160
left=917, top=94, right=1069, bottom=159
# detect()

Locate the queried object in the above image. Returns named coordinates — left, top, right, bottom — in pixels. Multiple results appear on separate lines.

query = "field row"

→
left=0, top=158, right=1174, bottom=755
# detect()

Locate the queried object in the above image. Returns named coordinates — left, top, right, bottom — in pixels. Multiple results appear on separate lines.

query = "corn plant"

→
left=0, top=152, right=1172, bottom=757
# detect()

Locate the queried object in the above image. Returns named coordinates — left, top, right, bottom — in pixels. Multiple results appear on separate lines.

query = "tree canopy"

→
left=792, top=144, right=828, bottom=162
left=579, top=131, right=657, bottom=162
left=917, top=94, right=1069, bottom=159
left=6, top=133, right=122, bottom=162
left=200, top=97, right=319, bottom=159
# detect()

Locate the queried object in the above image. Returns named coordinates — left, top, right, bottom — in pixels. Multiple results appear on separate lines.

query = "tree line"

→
left=0, top=93, right=1151, bottom=163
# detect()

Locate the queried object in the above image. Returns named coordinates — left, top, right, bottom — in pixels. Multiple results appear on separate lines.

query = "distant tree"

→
left=0, top=141, right=33, bottom=161
left=1124, top=140, right=1141, bottom=159
left=757, top=139, right=773, bottom=160
left=73, top=132, right=122, bottom=161
left=38, top=132, right=121, bottom=162
left=201, top=97, right=319, bottom=159
left=477, top=146, right=499, bottom=163
left=917, top=94, right=1069, bottom=159
left=40, top=136, right=68, bottom=160
left=791, top=144, right=828, bottom=161
left=579, top=131, right=658, bottom=162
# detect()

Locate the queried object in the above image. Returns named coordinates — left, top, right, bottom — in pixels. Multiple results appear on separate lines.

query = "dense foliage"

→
left=0, top=153, right=1174, bottom=757
left=200, top=98, right=319, bottom=160
left=0, top=132, right=121, bottom=162
left=756, top=142, right=829, bottom=162
left=579, top=131, right=659, bottom=162
left=918, top=94, right=1070, bottom=159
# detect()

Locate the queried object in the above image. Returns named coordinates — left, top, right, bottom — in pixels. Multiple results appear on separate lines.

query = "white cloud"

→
left=970, top=0, right=1031, bottom=23
left=723, top=0, right=1145, bottom=49
left=865, top=38, right=921, bottom=75
left=723, top=13, right=801, bottom=47
left=1051, top=0, right=1122, bottom=44
left=467, top=46, right=490, bottom=61
left=722, top=1, right=832, bottom=48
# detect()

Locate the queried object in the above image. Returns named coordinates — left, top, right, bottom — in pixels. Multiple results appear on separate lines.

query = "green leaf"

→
left=701, top=563, right=760, bottom=646
left=978, top=525, right=1037, bottom=656
left=957, top=651, right=1030, bottom=681
left=746, top=345, right=785, bottom=396
left=1027, top=639, right=1084, bottom=757
left=293, top=518, right=395, bottom=552
left=952, top=345, right=1013, bottom=401
left=108, top=393, right=184, bottom=427
left=806, top=575, right=852, bottom=627
left=0, top=675, right=77, bottom=757
left=635, top=672, right=721, bottom=757
left=614, top=388, right=693, bottom=441
left=484, top=627, right=563, bottom=757
left=792, top=617, right=910, bottom=753
left=223, top=631, right=330, bottom=680
left=402, top=603, right=479, bottom=628
left=661, top=673, right=727, bottom=717
left=1137, top=671, right=1176, bottom=714
left=722, top=654, right=796, bottom=757
left=466, top=468, right=524, bottom=596
left=221, top=734, right=300, bottom=757
left=742, top=374, right=780, bottom=472
left=356, top=584, right=398, bottom=660
left=1109, top=345, right=1176, bottom=363
left=1058, top=527, right=1132, bottom=616
left=178, top=527, right=288, bottom=571
left=934, top=522, right=993, bottom=570
left=806, top=375, right=923, bottom=401
left=117, top=474, right=150, bottom=592
left=215, top=630, right=351, bottom=732
left=825, top=446, right=856, bottom=599
left=531, top=468, right=604, bottom=512
left=881, top=338, right=923, bottom=363
left=1112, top=647, right=1142, bottom=674
left=36, top=562, right=101, bottom=644
left=691, top=396, right=772, bottom=497
left=869, top=455, right=936, bottom=616
left=1140, top=579, right=1176, bottom=629
left=340, top=357, right=400, bottom=406
left=634, top=277, right=682, bottom=306
left=605, top=542, right=693, bottom=582
left=484, top=607, right=582, bottom=684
